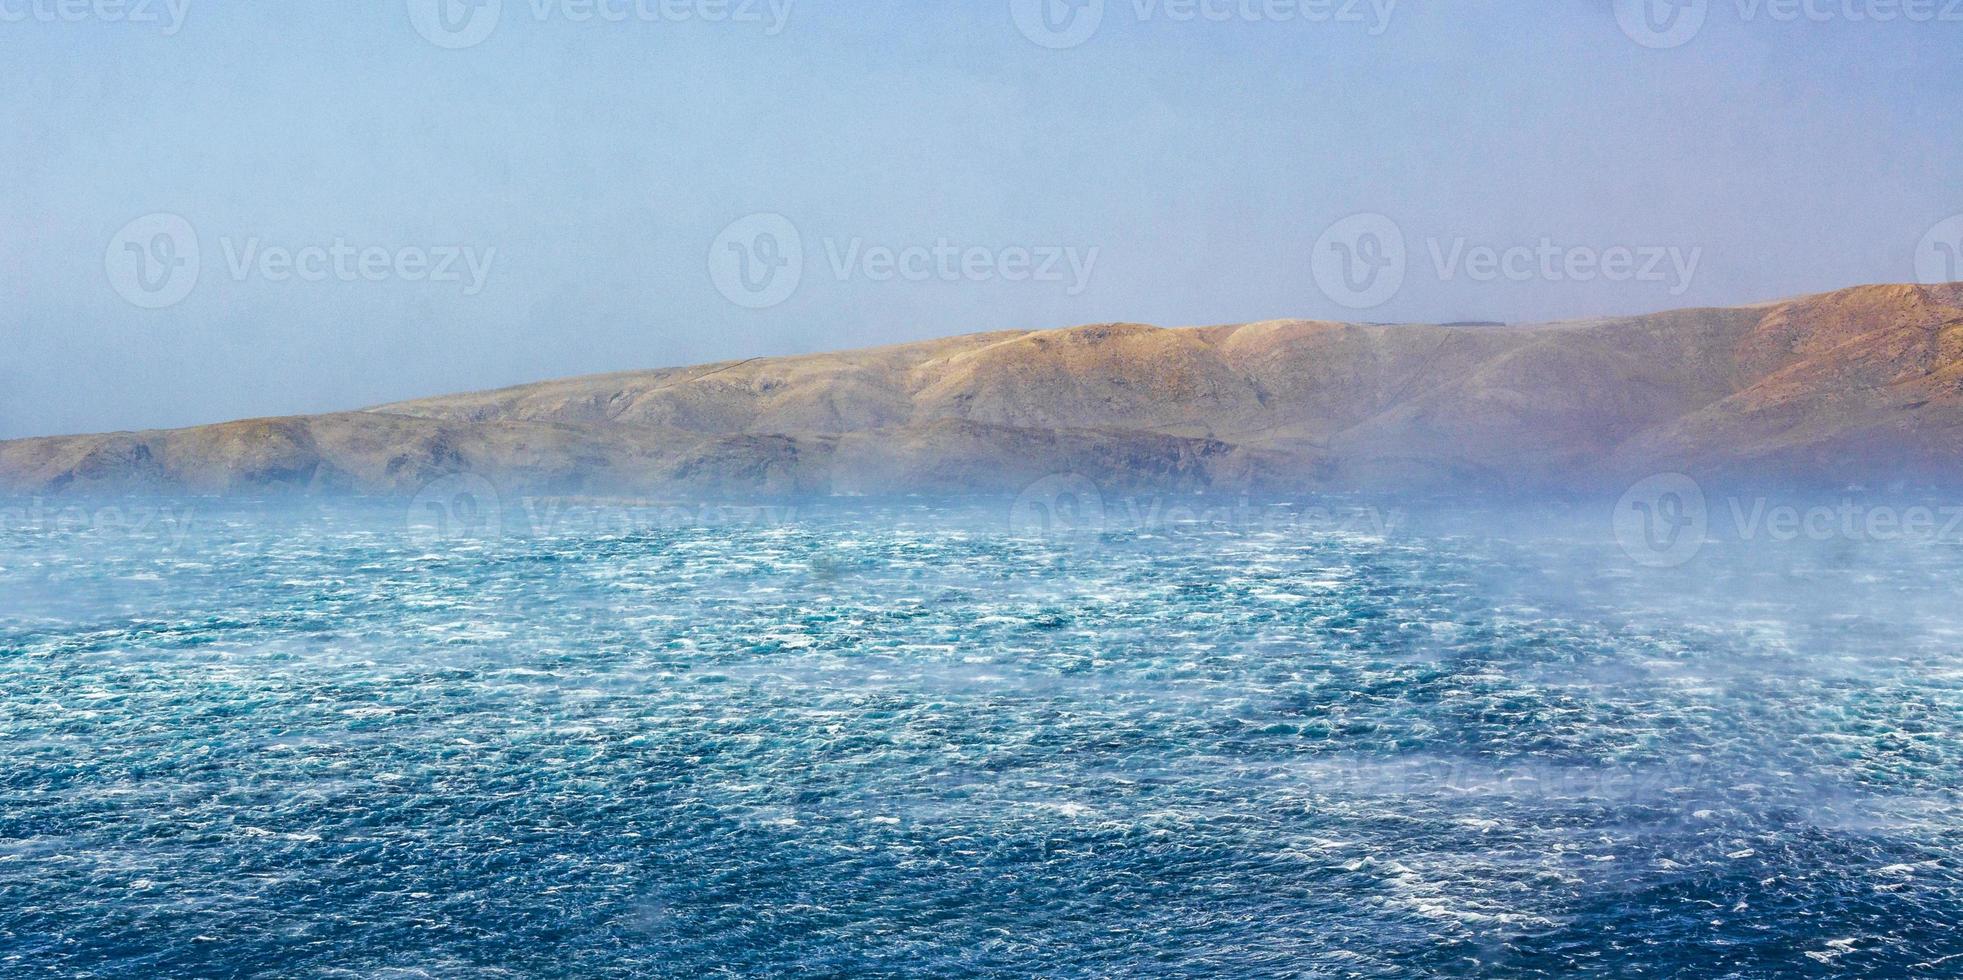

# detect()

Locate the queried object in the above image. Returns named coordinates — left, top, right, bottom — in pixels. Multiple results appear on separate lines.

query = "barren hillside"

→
left=5, top=283, right=1960, bottom=497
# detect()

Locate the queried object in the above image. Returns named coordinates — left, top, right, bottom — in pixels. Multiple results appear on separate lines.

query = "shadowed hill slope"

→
left=5, top=283, right=1961, bottom=497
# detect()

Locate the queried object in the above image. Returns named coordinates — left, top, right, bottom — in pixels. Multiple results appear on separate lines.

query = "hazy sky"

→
left=3, top=0, right=1959, bottom=439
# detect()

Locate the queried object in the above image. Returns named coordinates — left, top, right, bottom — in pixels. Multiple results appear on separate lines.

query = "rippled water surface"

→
left=1, top=499, right=1960, bottom=977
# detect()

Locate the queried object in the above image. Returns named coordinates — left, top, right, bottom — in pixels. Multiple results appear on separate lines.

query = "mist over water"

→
left=1, top=495, right=1960, bottom=976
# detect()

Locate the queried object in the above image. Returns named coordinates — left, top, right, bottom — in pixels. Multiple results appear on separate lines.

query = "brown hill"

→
left=5, top=282, right=1961, bottom=498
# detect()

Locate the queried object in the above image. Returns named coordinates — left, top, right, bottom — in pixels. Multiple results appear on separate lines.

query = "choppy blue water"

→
left=1, top=498, right=1960, bottom=977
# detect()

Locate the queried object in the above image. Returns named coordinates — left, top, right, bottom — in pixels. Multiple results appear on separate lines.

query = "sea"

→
left=0, top=491, right=1959, bottom=977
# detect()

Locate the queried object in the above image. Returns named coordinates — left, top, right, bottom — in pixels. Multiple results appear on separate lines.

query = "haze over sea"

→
left=1, top=496, right=1958, bottom=977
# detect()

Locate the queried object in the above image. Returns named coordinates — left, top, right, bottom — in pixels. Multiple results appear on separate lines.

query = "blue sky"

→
left=3, top=0, right=1960, bottom=438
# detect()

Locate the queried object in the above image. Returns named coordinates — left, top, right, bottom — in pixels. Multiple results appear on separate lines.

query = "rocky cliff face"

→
left=6, top=282, right=1961, bottom=498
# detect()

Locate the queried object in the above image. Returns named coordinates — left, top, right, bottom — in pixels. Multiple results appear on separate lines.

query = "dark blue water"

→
left=1, top=498, right=1959, bottom=977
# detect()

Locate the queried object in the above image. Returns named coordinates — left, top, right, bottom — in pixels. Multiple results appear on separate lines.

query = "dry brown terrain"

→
left=5, top=282, right=1960, bottom=497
